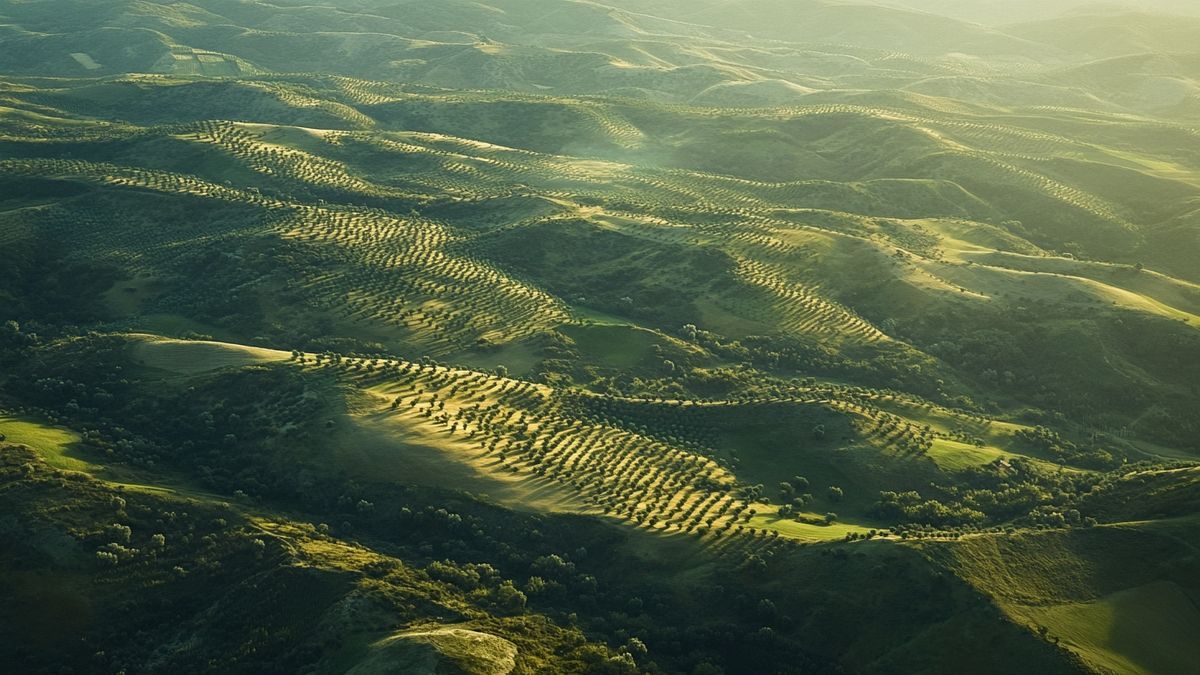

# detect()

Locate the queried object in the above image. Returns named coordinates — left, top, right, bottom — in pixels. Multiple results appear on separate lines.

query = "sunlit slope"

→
left=0, top=378, right=1107, bottom=675
left=0, top=424, right=632, bottom=674
left=3, top=73, right=1200, bottom=451
left=122, top=335, right=814, bottom=539
left=51, top=333, right=1154, bottom=547
left=25, top=335, right=1015, bottom=544
left=920, top=512, right=1200, bottom=675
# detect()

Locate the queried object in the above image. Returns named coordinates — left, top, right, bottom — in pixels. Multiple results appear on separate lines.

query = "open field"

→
left=131, top=336, right=290, bottom=373
left=0, top=414, right=91, bottom=471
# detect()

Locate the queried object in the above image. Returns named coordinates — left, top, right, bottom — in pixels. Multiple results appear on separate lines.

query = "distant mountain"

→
left=881, top=0, right=1200, bottom=24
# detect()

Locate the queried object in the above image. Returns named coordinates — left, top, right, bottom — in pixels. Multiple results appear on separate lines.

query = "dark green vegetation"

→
left=2, top=0, right=1200, bottom=673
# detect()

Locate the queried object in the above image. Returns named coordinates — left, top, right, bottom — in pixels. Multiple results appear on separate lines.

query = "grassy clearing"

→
left=921, top=521, right=1200, bottom=675
left=0, top=412, right=229, bottom=503
left=0, top=397, right=243, bottom=515
left=926, top=254, right=1200, bottom=326
left=0, top=414, right=95, bottom=472
left=560, top=323, right=694, bottom=370
left=1019, top=582, right=1200, bottom=675
left=348, top=626, right=518, bottom=675
left=453, top=340, right=544, bottom=377
left=130, top=336, right=289, bottom=374
left=750, top=513, right=872, bottom=542
left=68, top=53, right=101, bottom=70
left=924, top=437, right=1007, bottom=471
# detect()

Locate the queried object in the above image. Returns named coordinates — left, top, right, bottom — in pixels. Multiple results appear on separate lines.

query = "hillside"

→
left=1, top=0, right=1199, bottom=673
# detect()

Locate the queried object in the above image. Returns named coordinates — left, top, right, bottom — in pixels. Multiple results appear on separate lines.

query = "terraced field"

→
left=9, top=82, right=1199, bottom=354
left=117, top=333, right=1125, bottom=548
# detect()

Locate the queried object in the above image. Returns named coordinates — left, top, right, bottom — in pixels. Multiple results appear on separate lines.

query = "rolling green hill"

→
left=2, top=0, right=1199, bottom=673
